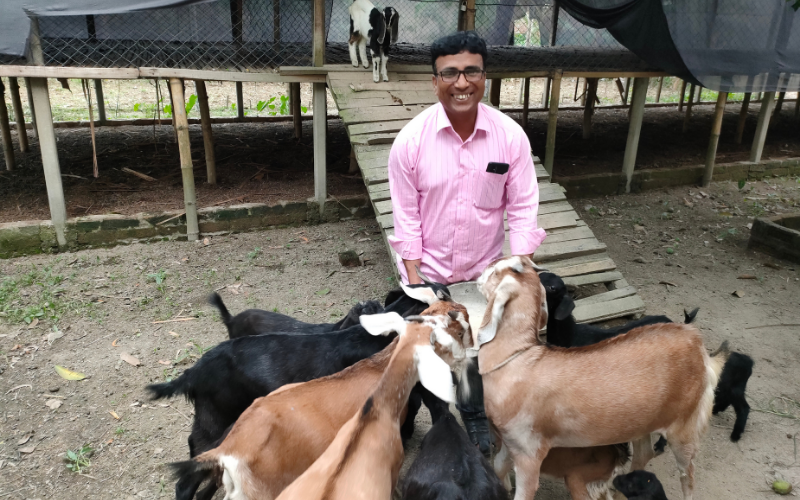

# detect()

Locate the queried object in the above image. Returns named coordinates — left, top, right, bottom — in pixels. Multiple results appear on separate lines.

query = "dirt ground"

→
left=2, top=174, right=800, bottom=498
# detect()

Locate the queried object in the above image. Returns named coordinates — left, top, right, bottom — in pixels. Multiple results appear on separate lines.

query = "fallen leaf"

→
left=54, top=365, right=87, bottom=381
left=634, top=224, right=646, bottom=232
left=27, top=318, right=39, bottom=329
left=732, top=290, right=745, bottom=298
left=120, top=352, right=141, bottom=367
left=45, top=399, right=62, bottom=410
left=169, top=331, right=180, bottom=338
left=109, top=410, right=120, bottom=420
left=737, top=274, right=757, bottom=280
left=203, top=237, right=210, bottom=246
left=301, top=237, right=309, bottom=243
left=315, top=288, right=331, bottom=296
left=764, top=262, right=782, bottom=270
left=111, top=338, right=119, bottom=347
left=106, top=439, right=114, bottom=445
left=699, top=191, right=709, bottom=198
left=18, top=445, right=36, bottom=454
left=683, top=198, right=694, bottom=207
left=17, top=435, right=31, bottom=445
left=158, top=360, right=171, bottom=366
left=47, top=329, right=64, bottom=344
left=181, top=257, right=189, bottom=262
left=659, top=281, right=678, bottom=287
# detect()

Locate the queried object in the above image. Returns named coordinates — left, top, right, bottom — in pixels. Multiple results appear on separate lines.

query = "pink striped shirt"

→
left=388, top=102, right=547, bottom=285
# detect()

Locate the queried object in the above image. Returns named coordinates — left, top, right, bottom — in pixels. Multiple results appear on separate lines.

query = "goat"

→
left=540, top=272, right=753, bottom=444
left=173, top=302, right=471, bottom=500
left=275, top=310, right=469, bottom=500
left=209, top=293, right=384, bottom=339
left=475, top=255, right=727, bottom=500
left=349, top=0, right=399, bottom=82
left=613, top=470, right=669, bottom=500
left=399, top=406, right=508, bottom=500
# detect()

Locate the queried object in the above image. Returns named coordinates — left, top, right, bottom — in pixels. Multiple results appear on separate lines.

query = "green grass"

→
left=64, top=444, right=94, bottom=473
left=0, top=264, right=70, bottom=325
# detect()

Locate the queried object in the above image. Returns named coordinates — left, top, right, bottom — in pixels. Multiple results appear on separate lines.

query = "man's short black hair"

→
left=430, top=31, right=488, bottom=73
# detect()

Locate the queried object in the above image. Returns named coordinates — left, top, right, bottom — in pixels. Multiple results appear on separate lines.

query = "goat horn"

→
left=447, top=310, right=460, bottom=320
left=436, top=289, right=453, bottom=302
left=414, top=265, right=436, bottom=285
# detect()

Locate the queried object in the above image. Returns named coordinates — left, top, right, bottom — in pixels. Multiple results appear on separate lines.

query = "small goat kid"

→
left=349, top=0, right=398, bottom=82
left=275, top=310, right=469, bottom=500
left=475, top=255, right=726, bottom=500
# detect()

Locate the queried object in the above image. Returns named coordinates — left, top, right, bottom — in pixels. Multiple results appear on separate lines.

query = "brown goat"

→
left=182, top=301, right=471, bottom=500
left=475, top=255, right=726, bottom=500
left=276, top=310, right=471, bottom=500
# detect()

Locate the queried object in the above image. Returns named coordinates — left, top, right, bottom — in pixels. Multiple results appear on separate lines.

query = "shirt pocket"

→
left=473, top=171, right=507, bottom=210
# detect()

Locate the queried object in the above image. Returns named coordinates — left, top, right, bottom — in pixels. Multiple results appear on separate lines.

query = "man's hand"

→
left=402, top=259, right=423, bottom=284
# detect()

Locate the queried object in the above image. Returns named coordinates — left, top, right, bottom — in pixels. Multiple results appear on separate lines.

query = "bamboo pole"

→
left=8, top=77, right=29, bottom=152
left=169, top=77, right=199, bottom=241
left=489, top=79, right=501, bottom=106
left=735, top=92, right=751, bottom=145
left=521, top=77, right=530, bottom=128
left=773, top=91, right=785, bottom=117
left=750, top=91, right=776, bottom=163
left=702, top=92, right=728, bottom=187
left=622, top=77, right=649, bottom=194
left=795, top=92, right=800, bottom=116
left=583, top=78, right=597, bottom=139
left=235, top=82, right=245, bottom=121
left=579, top=78, right=587, bottom=106
left=678, top=80, right=687, bottom=112
left=291, top=82, right=302, bottom=138
left=195, top=80, right=216, bottom=185
left=682, top=84, right=695, bottom=133
left=94, top=79, right=106, bottom=124
left=464, top=0, right=476, bottom=30
left=312, top=0, right=326, bottom=214
left=623, top=77, right=631, bottom=105
left=0, top=79, right=16, bottom=170
left=655, top=76, right=663, bottom=103
left=541, top=3, right=559, bottom=107
left=24, top=77, right=37, bottom=138
left=544, top=70, right=562, bottom=176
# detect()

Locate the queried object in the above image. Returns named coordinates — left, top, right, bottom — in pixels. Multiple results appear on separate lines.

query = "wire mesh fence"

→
left=25, top=0, right=651, bottom=72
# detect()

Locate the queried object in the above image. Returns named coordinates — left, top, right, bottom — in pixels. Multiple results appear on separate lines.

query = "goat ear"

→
left=436, top=289, right=453, bottom=302
left=414, top=345, right=455, bottom=403
left=359, top=312, right=407, bottom=336
left=477, top=275, right=519, bottom=346
left=414, top=265, right=436, bottom=286
left=401, top=283, right=439, bottom=305
left=390, top=10, right=399, bottom=44
left=553, top=296, right=575, bottom=321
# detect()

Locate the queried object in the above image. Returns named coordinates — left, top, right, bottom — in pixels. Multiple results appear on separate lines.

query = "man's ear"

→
left=554, top=296, right=575, bottom=321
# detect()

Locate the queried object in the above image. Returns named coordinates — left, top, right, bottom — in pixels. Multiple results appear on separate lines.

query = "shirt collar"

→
left=435, top=102, right=490, bottom=138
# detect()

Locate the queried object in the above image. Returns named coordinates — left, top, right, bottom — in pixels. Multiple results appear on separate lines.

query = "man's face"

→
left=432, top=51, right=485, bottom=117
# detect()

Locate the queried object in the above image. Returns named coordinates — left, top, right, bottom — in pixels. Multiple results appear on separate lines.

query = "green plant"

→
left=175, top=340, right=213, bottom=365
left=256, top=95, right=300, bottom=116
left=787, top=0, right=799, bottom=12
left=64, top=444, right=94, bottom=473
left=114, top=427, right=126, bottom=435
left=738, top=179, right=746, bottom=190
left=162, top=367, right=179, bottom=382
left=185, top=94, right=198, bottom=114
left=247, top=247, right=262, bottom=260
left=147, top=269, right=167, bottom=284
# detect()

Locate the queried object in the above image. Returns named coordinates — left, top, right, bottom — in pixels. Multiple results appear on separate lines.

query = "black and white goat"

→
left=349, top=0, right=398, bottom=82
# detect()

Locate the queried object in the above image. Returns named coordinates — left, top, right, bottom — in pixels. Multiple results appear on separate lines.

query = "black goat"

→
left=456, top=356, right=494, bottom=458
left=399, top=407, right=508, bottom=500
left=613, top=470, right=669, bottom=500
left=209, top=293, right=384, bottom=339
left=541, top=271, right=753, bottom=444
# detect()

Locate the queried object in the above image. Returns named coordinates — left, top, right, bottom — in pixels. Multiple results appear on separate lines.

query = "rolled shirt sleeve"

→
left=505, top=131, right=547, bottom=256
left=387, top=133, right=423, bottom=261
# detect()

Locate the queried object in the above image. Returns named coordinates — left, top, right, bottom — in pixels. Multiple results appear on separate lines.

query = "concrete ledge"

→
left=0, top=196, right=374, bottom=259
left=749, top=214, right=800, bottom=263
left=556, top=158, right=800, bottom=199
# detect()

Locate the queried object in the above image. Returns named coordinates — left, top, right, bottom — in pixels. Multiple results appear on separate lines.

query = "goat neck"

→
left=476, top=257, right=547, bottom=374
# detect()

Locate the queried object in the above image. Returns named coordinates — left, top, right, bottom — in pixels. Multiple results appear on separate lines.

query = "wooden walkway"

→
left=327, top=70, right=646, bottom=325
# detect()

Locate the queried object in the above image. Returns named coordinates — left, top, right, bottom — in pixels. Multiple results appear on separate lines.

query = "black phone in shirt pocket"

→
left=486, top=162, right=509, bottom=175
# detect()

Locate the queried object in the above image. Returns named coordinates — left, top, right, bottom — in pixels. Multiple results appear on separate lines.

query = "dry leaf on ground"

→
left=18, top=445, right=36, bottom=454
left=45, top=399, right=63, bottom=410
left=120, top=352, right=141, bottom=367
left=54, top=365, right=86, bottom=381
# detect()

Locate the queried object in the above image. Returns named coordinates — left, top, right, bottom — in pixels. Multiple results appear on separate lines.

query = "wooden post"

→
left=464, top=0, right=476, bottom=30
left=579, top=78, right=587, bottom=107
left=621, top=77, right=649, bottom=194
left=582, top=78, right=597, bottom=139
left=0, top=80, right=16, bottom=170
left=695, top=86, right=702, bottom=103
left=24, top=78, right=37, bottom=139
left=542, top=78, right=551, bottom=108
left=349, top=146, right=359, bottom=174
left=235, top=82, right=245, bottom=121
left=94, top=79, right=106, bottom=124
left=312, top=0, right=326, bottom=214
left=543, top=70, right=562, bottom=176
left=8, top=77, right=29, bottom=152
left=773, top=91, right=785, bottom=117
left=683, top=84, right=695, bottom=133
left=195, top=80, right=216, bottom=185
left=678, top=80, right=687, bottom=112
left=655, top=76, right=663, bottom=103
left=749, top=91, right=776, bottom=163
left=795, top=93, right=800, bottom=116
left=623, top=77, right=631, bottom=105
left=489, top=79, right=501, bottom=107
left=521, top=77, right=530, bottom=128
left=290, top=82, right=302, bottom=138
left=735, top=92, right=751, bottom=145
left=168, top=78, right=199, bottom=241
left=702, top=92, right=728, bottom=187
left=541, top=3, right=559, bottom=107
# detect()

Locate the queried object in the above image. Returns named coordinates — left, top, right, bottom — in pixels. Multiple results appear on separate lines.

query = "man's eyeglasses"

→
left=435, top=67, right=485, bottom=83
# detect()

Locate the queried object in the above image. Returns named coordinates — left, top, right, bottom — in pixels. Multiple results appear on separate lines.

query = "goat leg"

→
left=401, top=387, right=422, bottom=443
left=510, top=448, right=548, bottom=500
left=729, top=392, right=750, bottom=442
left=348, top=41, right=359, bottom=67
left=456, top=357, right=494, bottom=457
left=380, top=52, right=389, bottom=82
left=630, top=435, right=656, bottom=471
left=359, top=39, right=369, bottom=69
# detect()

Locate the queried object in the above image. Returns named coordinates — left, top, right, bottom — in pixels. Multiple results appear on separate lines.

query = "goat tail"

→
left=208, top=292, right=233, bottom=327
left=146, top=371, right=193, bottom=402
left=171, top=457, right=220, bottom=500
left=691, top=340, right=729, bottom=441
left=683, top=307, right=700, bottom=324
left=709, top=340, right=731, bottom=381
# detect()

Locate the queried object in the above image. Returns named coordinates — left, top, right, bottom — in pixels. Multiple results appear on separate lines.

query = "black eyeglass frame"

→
left=434, top=67, right=486, bottom=83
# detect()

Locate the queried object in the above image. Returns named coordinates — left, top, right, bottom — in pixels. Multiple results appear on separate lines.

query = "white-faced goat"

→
left=349, top=0, right=398, bottom=82
left=475, top=255, right=728, bottom=500
left=275, top=309, right=470, bottom=500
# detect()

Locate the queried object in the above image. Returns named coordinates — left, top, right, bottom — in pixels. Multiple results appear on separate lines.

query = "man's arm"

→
left=506, top=132, right=547, bottom=258
left=387, top=134, right=424, bottom=284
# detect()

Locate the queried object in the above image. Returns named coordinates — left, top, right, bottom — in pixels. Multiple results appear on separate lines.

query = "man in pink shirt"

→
left=388, top=31, right=547, bottom=285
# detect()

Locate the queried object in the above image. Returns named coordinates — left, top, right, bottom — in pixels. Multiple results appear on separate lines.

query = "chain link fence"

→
left=25, top=0, right=651, bottom=72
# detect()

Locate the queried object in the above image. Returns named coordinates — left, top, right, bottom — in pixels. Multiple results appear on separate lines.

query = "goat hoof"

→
left=363, top=64, right=370, bottom=69
left=351, top=63, right=359, bottom=68
left=382, top=77, right=389, bottom=82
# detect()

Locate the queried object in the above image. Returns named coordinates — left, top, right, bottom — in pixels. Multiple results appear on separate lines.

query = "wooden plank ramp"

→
left=327, top=71, right=646, bottom=325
